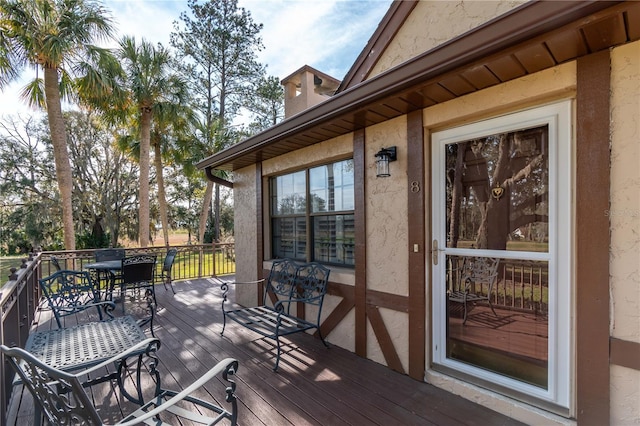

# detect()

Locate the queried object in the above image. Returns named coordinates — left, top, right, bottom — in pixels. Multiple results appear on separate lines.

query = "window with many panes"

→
left=270, top=159, right=355, bottom=266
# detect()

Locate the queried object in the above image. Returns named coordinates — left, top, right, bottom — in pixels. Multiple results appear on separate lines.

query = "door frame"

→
left=430, top=101, right=573, bottom=412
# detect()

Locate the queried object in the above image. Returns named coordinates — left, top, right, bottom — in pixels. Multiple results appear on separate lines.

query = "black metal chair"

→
left=448, top=257, right=500, bottom=324
left=39, top=270, right=116, bottom=328
left=50, top=256, right=62, bottom=271
left=95, top=248, right=126, bottom=262
left=159, top=248, right=178, bottom=294
left=94, top=248, right=126, bottom=298
left=1, top=342, right=239, bottom=426
left=121, top=254, right=158, bottom=318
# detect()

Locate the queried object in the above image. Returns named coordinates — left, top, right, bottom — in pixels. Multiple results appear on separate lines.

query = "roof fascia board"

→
left=197, top=0, right=621, bottom=172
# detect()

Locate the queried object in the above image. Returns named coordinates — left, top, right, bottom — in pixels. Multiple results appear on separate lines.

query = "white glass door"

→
left=431, top=102, right=572, bottom=409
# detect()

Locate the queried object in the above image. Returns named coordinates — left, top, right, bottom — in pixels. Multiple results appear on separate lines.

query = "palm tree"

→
left=0, top=0, right=117, bottom=250
left=115, top=36, right=186, bottom=247
left=149, top=100, right=193, bottom=247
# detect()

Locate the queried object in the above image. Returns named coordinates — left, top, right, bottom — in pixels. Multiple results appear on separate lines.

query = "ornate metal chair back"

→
left=0, top=344, right=103, bottom=424
left=95, top=248, right=126, bottom=262
left=39, top=270, right=102, bottom=328
left=122, top=254, right=157, bottom=286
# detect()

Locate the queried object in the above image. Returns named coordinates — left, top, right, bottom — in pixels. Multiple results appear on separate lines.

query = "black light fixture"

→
left=375, top=146, right=397, bottom=178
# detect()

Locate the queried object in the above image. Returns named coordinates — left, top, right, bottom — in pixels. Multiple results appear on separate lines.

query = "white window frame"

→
left=431, top=101, right=573, bottom=409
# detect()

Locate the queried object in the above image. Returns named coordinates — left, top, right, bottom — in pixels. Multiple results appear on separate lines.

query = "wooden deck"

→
left=7, top=278, right=525, bottom=426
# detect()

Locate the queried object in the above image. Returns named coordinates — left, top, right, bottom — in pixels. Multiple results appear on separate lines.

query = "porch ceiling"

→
left=197, top=1, right=639, bottom=173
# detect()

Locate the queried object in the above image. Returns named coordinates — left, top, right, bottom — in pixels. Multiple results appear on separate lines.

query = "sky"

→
left=0, top=0, right=393, bottom=118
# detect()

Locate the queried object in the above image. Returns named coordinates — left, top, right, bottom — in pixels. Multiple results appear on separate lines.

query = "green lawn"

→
left=1, top=256, right=23, bottom=283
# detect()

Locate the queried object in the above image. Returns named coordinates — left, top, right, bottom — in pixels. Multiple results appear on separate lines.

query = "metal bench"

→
left=220, top=259, right=330, bottom=371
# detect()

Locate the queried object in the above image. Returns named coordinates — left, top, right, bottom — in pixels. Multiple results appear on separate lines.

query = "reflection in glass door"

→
left=431, top=103, right=572, bottom=408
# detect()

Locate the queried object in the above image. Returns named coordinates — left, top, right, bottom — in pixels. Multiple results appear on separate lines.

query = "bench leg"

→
left=273, top=337, right=282, bottom=371
left=317, top=328, right=330, bottom=349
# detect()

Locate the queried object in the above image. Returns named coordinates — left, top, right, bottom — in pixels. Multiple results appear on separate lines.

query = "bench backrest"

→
left=264, top=259, right=330, bottom=318
left=263, top=259, right=298, bottom=303
left=294, top=262, right=330, bottom=308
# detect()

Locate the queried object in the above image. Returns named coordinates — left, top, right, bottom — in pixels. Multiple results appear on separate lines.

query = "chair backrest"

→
left=122, top=254, right=157, bottom=285
left=39, top=270, right=102, bottom=328
left=50, top=256, right=62, bottom=271
left=461, top=257, right=500, bottom=294
left=163, top=248, right=178, bottom=273
left=1, top=344, right=103, bottom=424
left=95, top=248, right=126, bottom=262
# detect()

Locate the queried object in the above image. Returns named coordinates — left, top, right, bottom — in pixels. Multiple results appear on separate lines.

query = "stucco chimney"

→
left=281, top=65, right=341, bottom=119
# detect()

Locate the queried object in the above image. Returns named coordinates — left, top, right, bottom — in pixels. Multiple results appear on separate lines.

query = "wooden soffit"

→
left=197, top=1, right=638, bottom=174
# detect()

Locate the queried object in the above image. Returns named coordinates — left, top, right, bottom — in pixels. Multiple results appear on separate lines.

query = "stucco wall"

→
left=365, top=117, right=410, bottom=369
left=232, top=164, right=261, bottom=307
left=365, top=117, right=409, bottom=296
left=609, top=40, right=640, bottom=425
left=369, top=0, right=525, bottom=78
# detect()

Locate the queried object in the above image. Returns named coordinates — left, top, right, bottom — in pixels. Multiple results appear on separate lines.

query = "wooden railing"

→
left=0, top=243, right=235, bottom=421
left=0, top=253, right=41, bottom=423
left=447, top=257, right=549, bottom=316
left=38, top=243, right=236, bottom=281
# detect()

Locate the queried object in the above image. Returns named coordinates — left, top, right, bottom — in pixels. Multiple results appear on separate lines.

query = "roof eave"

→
left=197, top=0, right=623, bottom=173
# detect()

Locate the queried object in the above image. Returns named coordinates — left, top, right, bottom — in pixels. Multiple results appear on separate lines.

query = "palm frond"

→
left=19, top=77, right=45, bottom=109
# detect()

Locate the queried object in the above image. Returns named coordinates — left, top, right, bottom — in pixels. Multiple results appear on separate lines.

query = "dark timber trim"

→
left=354, top=129, right=367, bottom=357
left=407, top=110, right=426, bottom=380
left=610, top=338, right=640, bottom=371
left=576, top=50, right=611, bottom=425
left=256, top=163, right=264, bottom=305
left=367, top=305, right=405, bottom=374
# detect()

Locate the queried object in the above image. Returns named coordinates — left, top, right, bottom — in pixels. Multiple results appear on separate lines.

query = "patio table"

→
left=84, top=259, right=122, bottom=301
left=24, top=315, right=160, bottom=405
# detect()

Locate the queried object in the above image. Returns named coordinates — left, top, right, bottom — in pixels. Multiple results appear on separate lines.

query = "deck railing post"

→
left=1, top=253, right=41, bottom=422
left=212, top=242, right=217, bottom=277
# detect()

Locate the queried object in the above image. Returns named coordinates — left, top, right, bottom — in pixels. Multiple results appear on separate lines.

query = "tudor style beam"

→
left=576, top=50, right=611, bottom=425
left=406, top=110, right=426, bottom=380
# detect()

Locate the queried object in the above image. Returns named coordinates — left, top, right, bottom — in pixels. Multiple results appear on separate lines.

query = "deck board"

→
left=7, top=277, right=525, bottom=426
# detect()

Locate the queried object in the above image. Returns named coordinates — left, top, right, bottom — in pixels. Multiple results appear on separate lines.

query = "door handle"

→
left=432, top=240, right=444, bottom=265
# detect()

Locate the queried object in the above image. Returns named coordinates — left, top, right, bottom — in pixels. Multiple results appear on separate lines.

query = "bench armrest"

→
left=220, top=279, right=265, bottom=308
left=224, top=279, right=265, bottom=286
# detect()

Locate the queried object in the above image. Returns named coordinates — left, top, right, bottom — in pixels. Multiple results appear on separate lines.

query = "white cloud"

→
left=0, top=0, right=392, bottom=118
left=239, top=0, right=391, bottom=79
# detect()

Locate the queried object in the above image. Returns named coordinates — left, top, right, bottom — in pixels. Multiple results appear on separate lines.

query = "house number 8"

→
left=411, top=181, right=421, bottom=193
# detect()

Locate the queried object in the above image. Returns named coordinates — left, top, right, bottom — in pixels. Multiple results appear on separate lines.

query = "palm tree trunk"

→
left=43, top=67, right=76, bottom=251
left=154, top=141, right=170, bottom=247
left=139, top=108, right=152, bottom=247
left=199, top=180, right=213, bottom=243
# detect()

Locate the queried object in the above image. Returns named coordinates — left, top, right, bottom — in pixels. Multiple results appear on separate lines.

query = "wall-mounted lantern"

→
left=375, top=146, right=397, bottom=178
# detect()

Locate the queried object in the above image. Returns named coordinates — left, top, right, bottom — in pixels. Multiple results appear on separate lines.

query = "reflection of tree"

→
left=278, top=194, right=326, bottom=214
left=447, top=126, right=548, bottom=250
